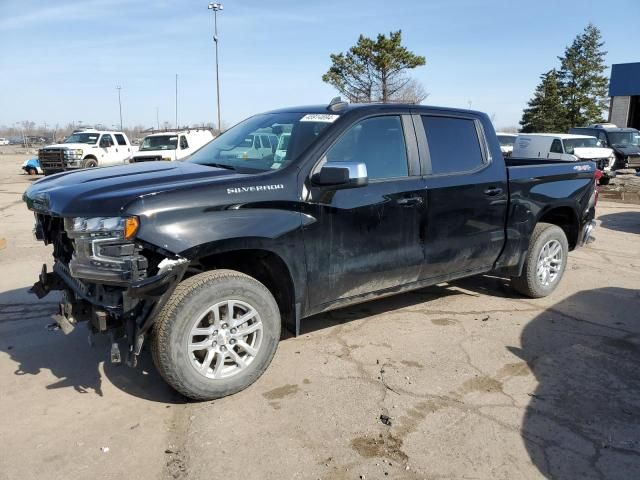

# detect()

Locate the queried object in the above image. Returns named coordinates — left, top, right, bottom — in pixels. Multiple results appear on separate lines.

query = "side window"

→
left=99, top=134, right=114, bottom=147
left=114, top=134, right=127, bottom=146
left=550, top=139, right=563, bottom=153
left=598, top=132, right=607, bottom=144
left=180, top=135, right=189, bottom=149
left=421, top=116, right=484, bottom=174
left=324, top=116, right=409, bottom=180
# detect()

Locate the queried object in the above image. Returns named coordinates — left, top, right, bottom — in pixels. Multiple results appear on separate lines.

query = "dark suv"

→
left=569, top=125, right=640, bottom=169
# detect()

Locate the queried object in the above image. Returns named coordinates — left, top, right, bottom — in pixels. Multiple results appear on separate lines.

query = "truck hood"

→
left=23, top=161, right=245, bottom=217
left=612, top=145, right=640, bottom=156
left=41, top=143, right=88, bottom=150
left=572, top=147, right=613, bottom=159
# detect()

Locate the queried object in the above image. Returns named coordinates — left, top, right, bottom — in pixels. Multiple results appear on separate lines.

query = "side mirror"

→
left=312, top=161, right=368, bottom=189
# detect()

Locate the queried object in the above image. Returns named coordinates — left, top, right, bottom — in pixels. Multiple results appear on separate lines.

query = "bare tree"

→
left=393, top=78, right=429, bottom=104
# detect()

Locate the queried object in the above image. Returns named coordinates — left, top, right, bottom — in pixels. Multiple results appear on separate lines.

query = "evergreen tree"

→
left=557, top=23, right=609, bottom=127
left=322, top=31, right=426, bottom=103
left=520, top=69, right=567, bottom=132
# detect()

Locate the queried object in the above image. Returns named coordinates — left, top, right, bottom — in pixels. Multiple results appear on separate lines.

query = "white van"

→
left=131, top=129, right=214, bottom=163
left=513, top=133, right=616, bottom=184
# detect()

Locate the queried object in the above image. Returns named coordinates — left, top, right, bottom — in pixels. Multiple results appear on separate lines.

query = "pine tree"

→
left=322, top=31, right=426, bottom=103
left=557, top=23, right=609, bottom=127
left=520, top=70, right=567, bottom=133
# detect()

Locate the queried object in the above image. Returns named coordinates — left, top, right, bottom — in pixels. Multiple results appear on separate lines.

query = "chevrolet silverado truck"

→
left=38, top=129, right=135, bottom=175
left=23, top=100, right=598, bottom=400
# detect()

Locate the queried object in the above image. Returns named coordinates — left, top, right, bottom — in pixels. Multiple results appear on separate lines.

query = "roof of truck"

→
left=264, top=103, right=482, bottom=117
left=518, top=133, right=595, bottom=140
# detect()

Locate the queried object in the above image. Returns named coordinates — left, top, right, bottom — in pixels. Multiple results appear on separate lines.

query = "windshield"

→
left=563, top=137, right=598, bottom=154
left=608, top=131, right=640, bottom=147
left=188, top=112, right=338, bottom=172
left=64, top=132, right=99, bottom=144
left=497, top=135, right=516, bottom=147
left=140, top=135, right=178, bottom=151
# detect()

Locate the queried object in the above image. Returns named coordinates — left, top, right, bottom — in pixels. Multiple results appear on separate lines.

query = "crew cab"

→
left=513, top=133, right=616, bottom=184
left=23, top=101, right=597, bottom=400
left=570, top=125, right=640, bottom=170
left=130, top=129, right=214, bottom=163
left=38, top=129, right=135, bottom=175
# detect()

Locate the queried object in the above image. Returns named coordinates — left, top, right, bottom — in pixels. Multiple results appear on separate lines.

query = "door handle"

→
left=484, top=187, right=503, bottom=196
left=396, top=196, right=423, bottom=207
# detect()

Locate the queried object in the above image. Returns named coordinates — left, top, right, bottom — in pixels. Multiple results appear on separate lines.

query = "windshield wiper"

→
left=203, top=162, right=237, bottom=171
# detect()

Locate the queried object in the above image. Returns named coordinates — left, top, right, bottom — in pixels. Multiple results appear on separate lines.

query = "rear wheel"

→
left=511, top=223, right=569, bottom=298
left=28, top=167, right=37, bottom=175
left=599, top=176, right=611, bottom=186
left=151, top=270, right=281, bottom=400
left=82, top=157, right=98, bottom=168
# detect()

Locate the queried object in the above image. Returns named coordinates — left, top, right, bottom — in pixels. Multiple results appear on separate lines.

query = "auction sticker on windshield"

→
left=300, top=114, right=340, bottom=123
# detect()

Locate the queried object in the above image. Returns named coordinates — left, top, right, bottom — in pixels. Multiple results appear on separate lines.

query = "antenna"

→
left=328, top=96, right=348, bottom=113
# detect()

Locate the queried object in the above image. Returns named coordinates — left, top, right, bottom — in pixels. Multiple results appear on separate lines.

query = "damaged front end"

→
left=31, top=212, right=188, bottom=366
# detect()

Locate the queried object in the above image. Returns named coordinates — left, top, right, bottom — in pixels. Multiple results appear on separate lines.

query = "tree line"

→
left=321, top=25, right=610, bottom=134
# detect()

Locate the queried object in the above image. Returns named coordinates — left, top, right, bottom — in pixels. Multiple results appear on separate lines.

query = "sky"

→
left=1, top=0, right=639, bottom=130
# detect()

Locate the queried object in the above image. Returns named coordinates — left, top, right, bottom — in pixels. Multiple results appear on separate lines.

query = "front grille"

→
left=593, top=158, right=609, bottom=170
left=132, top=155, right=162, bottom=162
left=627, top=155, right=640, bottom=167
left=39, top=148, right=65, bottom=170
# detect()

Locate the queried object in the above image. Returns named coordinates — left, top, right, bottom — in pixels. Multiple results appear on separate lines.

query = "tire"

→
left=511, top=222, right=569, bottom=298
left=82, top=157, right=98, bottom=168
left=151, top=269, right=281, bottom=400
left=28, top=167, right=37, bottom=175
left=599, top=176, right=610, bottom=186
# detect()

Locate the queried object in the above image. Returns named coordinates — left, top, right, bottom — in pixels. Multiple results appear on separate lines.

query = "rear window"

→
left=421, top=116, right=484, bottom=174
left=115, top=134, right=127, bottom=146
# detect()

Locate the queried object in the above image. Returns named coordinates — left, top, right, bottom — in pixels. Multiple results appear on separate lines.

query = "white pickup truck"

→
left=130, top=129, right=214, bottom=163
left=38, top=129, right=136, bottom=175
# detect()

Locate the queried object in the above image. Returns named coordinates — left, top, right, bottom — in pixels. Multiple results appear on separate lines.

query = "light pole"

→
left=116, top=85, right=123, bottom=130
left=207, top=2, right=223, bottom=132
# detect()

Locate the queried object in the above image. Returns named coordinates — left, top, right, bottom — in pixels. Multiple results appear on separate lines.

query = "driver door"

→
left=302, top=114, right=426, bottom=310
left=98, top=134, right=117, bottom=165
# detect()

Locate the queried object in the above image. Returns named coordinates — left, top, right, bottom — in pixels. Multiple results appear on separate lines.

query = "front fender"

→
left=134, top=208, right=308, bottom=304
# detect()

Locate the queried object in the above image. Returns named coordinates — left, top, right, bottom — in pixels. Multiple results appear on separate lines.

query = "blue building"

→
left=609, top=62, right=640, bottom=129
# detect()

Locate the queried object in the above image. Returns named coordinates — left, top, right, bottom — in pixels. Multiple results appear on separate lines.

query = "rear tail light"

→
left=594, top=169, right=602, bottom=206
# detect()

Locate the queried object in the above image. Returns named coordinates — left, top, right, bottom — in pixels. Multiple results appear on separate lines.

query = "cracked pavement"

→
left=1, top=148, right=639, bottom=480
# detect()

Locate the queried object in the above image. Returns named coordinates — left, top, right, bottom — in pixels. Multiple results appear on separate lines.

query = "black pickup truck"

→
left=23, top=101, right=598, bottom=400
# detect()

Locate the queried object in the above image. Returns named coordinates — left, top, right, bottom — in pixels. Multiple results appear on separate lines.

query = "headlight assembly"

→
left=64, top=216, right=139, bottom=240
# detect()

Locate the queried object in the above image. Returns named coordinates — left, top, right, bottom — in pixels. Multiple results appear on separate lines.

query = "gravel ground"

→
left=1, top=146, right=639, bottom=480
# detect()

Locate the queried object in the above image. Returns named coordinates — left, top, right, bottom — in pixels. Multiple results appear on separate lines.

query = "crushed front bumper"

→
left=32, top=257, right=188, bottom=365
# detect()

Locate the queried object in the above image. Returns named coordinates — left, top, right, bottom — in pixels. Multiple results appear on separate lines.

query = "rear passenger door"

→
left=415, top=113, right=508, bottom=280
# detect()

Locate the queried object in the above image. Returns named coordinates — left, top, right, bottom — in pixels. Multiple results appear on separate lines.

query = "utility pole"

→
left=208, top=3, right=223, bottom=132
left=116, top=85, right=123, bottom=130
left=175, top=74, right=179, bottom=129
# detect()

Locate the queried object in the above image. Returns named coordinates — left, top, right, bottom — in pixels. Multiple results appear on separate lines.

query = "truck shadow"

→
left=511, top=287, right=640, bottom=478
left=0, top=286, right=185, bottom=404
left=598, top=211, right=640, bottom=234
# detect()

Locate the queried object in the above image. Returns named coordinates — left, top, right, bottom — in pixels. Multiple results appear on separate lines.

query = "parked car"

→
left=130, top=129, right=214, bottom=163
left=0, top=137, right=9, bottom=146
left=496, top=133, right=517, bottom=157
left=513, top=133, right=616, bottom=184
left=219, top=132, right=278, bottom=160
left=569, top=125, right=640, bottom=170
left=24, top=101, right=597, bottom=400
left=21, top=158, right=43, bottom=175
left=38, top=129, right=135, bottom=175
left=274, top=132, right=291, bottom=163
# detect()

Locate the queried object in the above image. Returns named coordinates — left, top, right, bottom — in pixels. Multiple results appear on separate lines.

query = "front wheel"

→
left=511, top=223, right=569, bottom=298
left=82, top=157, right=98, bottom=168
left=151, top=270, right=281, bottom=400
